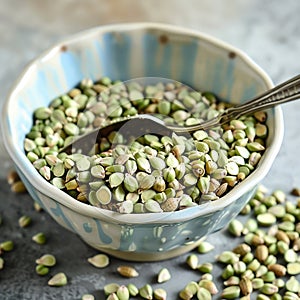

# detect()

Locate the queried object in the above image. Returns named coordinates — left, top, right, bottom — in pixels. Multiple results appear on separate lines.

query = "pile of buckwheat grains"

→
left=2, top=173, right=300, bottom=299
left=23, top=77, right=269, bottom=213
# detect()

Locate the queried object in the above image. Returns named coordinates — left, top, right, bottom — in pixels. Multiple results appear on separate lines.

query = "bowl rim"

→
left=2, top=22, right=284, bottom=224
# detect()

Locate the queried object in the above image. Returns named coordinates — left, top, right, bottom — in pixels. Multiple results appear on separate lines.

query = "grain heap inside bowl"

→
left=23, top=77, right=268, bottom=213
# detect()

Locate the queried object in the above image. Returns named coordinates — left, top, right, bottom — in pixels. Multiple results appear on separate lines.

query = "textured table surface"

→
left=1, top=1, right=300, bottom=299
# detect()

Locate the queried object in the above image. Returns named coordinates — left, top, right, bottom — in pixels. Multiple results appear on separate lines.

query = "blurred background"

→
left=1, top=1, right=300, bottom=299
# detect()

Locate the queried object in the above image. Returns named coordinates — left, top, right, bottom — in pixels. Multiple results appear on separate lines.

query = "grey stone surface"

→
left=0, top=0, right=300, bottom=299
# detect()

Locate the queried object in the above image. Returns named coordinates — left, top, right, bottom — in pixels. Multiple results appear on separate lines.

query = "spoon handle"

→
left=225, top=73, right=300, bottom=118
left=61, top=73, right=300, bottom=154
left=170, top=73, right=300, bottom=132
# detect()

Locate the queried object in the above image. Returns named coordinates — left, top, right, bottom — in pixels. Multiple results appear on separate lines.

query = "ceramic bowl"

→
left=1, top=23, right=283, bottom=261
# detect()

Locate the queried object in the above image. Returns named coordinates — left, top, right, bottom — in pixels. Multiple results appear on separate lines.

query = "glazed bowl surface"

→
left=1, top=23, right=283, bottom=261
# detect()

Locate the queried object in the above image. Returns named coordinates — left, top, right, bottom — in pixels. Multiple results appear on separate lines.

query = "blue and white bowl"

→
left=1, top=23, right=283, bottom=261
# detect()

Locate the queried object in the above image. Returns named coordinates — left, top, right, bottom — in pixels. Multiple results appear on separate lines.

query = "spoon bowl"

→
left=64, top=114, right=175, bottom=155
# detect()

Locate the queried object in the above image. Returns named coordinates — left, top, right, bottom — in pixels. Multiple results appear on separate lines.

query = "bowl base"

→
left=82, top=237, right=206, bottom=262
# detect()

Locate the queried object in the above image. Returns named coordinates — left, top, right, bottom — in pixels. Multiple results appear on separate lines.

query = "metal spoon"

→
left=62, top=74, right=300, bottom=154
